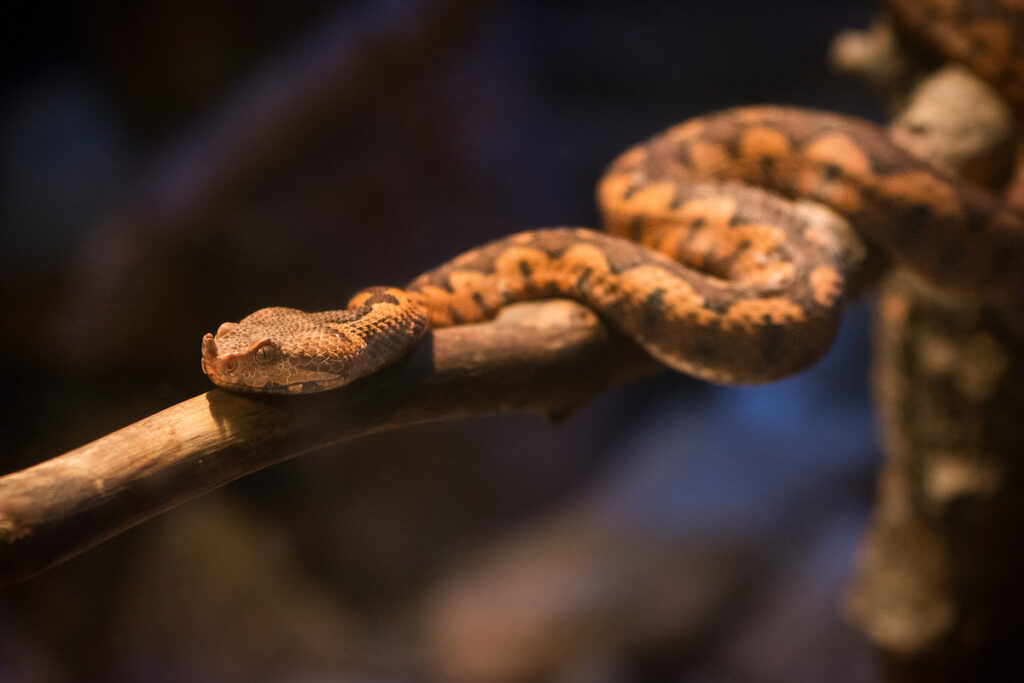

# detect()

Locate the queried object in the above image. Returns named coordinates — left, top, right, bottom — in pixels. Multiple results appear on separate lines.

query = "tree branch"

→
left=834, top=26, right=1024, bottom=680
left=0, top=301, right=656, bottom=587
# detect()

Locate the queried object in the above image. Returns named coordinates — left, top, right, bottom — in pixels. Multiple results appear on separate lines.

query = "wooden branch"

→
left=835, top=26, right=1024, bottom=680
left=0, top=301, right=657, bottom=587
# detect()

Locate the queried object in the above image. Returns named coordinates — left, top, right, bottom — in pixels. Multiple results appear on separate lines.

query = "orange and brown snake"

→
left=201, top=1, right=1024, bottom=395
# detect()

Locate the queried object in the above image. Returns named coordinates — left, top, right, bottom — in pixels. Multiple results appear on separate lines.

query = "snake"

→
left=201, top=1, right=1024, bottom=395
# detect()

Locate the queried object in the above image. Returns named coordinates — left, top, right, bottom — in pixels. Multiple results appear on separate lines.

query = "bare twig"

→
left=0, top=301, right=657, bottom=587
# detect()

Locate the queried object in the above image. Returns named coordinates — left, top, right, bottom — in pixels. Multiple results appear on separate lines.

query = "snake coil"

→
left=202, top=1, right=1024, bottom=394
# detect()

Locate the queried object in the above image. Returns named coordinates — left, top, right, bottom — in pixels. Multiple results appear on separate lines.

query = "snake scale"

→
left=202, top=0, right=1024, bottom=395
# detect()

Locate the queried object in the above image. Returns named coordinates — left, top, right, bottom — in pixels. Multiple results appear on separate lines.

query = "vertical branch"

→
left=835, top=28, right=1024, bottom=679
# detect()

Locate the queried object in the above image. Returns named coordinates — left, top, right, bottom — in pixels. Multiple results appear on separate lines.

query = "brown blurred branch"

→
left=0, top=301, right=657, bottom=587
left=835, top=25, right=1024, bottom=682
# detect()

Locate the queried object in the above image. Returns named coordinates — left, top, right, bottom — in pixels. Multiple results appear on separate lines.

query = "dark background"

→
left=1, top=1, right=886, bottom=681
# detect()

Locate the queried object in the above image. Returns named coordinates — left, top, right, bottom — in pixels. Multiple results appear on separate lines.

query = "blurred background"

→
left=1, top=1, right=887, bottom=681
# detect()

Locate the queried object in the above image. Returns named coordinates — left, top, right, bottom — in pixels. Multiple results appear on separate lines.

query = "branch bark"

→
left=0, top=301, right=656, bottom=587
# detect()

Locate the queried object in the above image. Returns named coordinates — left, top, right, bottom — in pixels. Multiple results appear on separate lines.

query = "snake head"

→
left=203, top=290, right=428, bottom=394
left=201, top=307, right=353, bottom=394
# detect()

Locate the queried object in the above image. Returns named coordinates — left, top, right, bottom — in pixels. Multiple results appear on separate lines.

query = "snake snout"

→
left=200, top=333, right=239, bottom=379
left=201, top=333, right=218, bottom=377
left=201, top=333, right=218, bottom=360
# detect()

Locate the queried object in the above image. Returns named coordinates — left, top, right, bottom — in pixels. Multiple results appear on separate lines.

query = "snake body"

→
left=202, top=5, right=1024, bottom=395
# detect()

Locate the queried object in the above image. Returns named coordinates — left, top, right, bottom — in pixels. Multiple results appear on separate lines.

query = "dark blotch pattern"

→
left=642, top=287, right=667, bottom=334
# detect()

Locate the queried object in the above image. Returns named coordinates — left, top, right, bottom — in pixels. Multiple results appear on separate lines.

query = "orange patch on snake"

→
left=804, top=134, right=872, bottom=175
left=676, top=195, right=738, bottom=227
left=555, top=243, right=612, bottom=279
left=618, top=265, right=704, bottom=309
left=414, top=285, right=458, bottom=325
left=683, top=228, right=719, bottom=270
left=802, top=177, right=863, bottom=214
left=597, top=173, right=633, bottom=201
left=492, top=245, right=550, bottom=285
left=809, top=265, right=843, bottom=306
left=739, top=127, right=792, bottom=161
left=725, top=297, right=805, bottom=328
left=627, top=181, right=678, bottom=213
left=679, top=216, right=786, bottom=276
left=595, top=177, right=642, bottom=232
left=793, top=134, right=876, bottom=213
left=749, top=261, right=797, bottom=290
left=719, top=225, right=776, bottom=260
left=878, top=171, right=962, bottom=216
left=449, top=270, right=503, bottom=313
left=686, top=140, right=731, bottom=177
left=656, top=227, right=687, bottom=259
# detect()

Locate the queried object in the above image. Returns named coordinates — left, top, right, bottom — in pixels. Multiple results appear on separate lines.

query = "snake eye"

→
left=254, top=343, right=278, bottom=365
